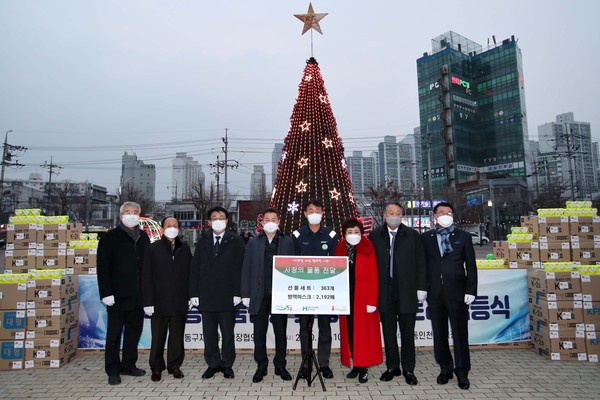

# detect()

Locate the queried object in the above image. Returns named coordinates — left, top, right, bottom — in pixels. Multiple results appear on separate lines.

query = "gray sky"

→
left=1, top=0, right=598, bottom=201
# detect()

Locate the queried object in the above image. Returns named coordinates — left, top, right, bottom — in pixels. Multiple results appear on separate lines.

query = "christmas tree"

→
left=270, top=56, right=359, bottom=235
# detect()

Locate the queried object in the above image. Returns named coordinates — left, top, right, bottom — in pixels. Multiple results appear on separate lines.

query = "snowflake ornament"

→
left=287, top=201, right=300, bottom=214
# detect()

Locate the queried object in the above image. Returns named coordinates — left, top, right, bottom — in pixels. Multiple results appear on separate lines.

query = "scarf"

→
left=435, top=225, right=455, bottom=254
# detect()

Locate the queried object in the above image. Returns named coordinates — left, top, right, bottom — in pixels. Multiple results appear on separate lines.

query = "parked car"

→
left=470, top=231, right=489, bottom=245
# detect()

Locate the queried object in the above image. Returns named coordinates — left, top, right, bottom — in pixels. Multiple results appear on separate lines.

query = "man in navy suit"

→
left=420, top=202, right=477, bottom=390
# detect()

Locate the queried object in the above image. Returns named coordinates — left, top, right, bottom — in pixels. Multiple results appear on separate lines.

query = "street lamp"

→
left=0, top=130, right=14, bottom=220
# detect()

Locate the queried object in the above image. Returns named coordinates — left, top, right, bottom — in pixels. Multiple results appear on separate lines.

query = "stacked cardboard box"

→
left=66, top=234, right=98, bottom=275
left=0, top=274, right=29, bottom=370
left=24, top=270, right=78, bottom=369
left=580, top=268, right=600, bottom=362
left=528, top=268, right=587, bottom=361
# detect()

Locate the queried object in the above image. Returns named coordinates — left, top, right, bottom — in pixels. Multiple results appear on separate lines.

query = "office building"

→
left=376, top=135, right=414, bottom=192
left=271, top=143, right=284, bottom=189
left=417, top=31, right=528, bottom=196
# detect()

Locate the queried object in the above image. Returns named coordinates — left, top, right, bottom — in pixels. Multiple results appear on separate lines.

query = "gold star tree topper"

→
left=294, top=3, right=328, bottom=35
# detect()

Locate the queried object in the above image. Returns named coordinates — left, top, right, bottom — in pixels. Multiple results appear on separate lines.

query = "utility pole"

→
left=41, top=157, right=62, bottom=212
left=0, top=130, right=27, bottom=221
left=563, top=123, right=576, bottom=200
left=223, top=128, right=229, bottom=208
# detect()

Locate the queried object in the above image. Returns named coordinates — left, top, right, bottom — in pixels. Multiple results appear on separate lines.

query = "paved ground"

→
left=1, top=349, right=599, bottom=400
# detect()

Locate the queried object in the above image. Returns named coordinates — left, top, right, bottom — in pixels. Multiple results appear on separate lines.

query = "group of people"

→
left=96, top=198, right=477, bottom=391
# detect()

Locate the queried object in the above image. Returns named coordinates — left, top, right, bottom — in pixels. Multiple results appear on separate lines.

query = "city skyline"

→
left=1, top=1, right=599, bottom=201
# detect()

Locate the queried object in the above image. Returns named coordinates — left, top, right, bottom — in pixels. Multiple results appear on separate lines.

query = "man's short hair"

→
left=207, top=206, right=229, bottom=220
left=341, top=217, right=364, bottom=235
left=303, top=199, right=323, bottom=212
left=160, top=216, right=179, bottom=228
left=433, top=201, right=455, bottom=214
left=120, top=201, right=141, bottom=214
left=262, top=208, right=280, bottom=218
left=385, top=202, right=404, bottom=212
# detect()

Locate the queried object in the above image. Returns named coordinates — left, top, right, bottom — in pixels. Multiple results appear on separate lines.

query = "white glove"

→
left=190, top=297, right=199, bottom=307
left=464, top=294, right=476, bottom=305
left=188, top=299, right=193, bottom=310
left=242, top=298, right=250, bottom=308
left=417, top=290, right=427, bottom=302
left=233, top=296, right=242, bottom=306
left=366, top=305, right=376, bottom=313
left=144, top=306, right=154, bottom=316
left=101, top=295, right=115, bottom=307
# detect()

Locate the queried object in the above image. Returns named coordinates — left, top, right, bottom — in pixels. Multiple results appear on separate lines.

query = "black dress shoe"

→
left=458, top=377, right=470, bottom=390
left=252, top=368, right=267, bottom=383
left=404, top=371, right=418, bottom=385
left=169, top=368, right=184, bottom=379
left=151, top=370, right=162, bottom=382
left=380, top=368, right=401, bottom=381
left=222, top=367, right=235, bottom=379
left=346, top=367, right=360, bottom=379
left=275, top=367, right=292, bottom=381
left=436, top=372, right=453, bottom=385
left=121, top=367, right=146, bottom=376
left=108, top=375, right=121, bottom=385
left=202, top=367, right=220, bottom=379
left=319, top=366, right=334, bottom=379
left=358, top=368, right=369, bottom=383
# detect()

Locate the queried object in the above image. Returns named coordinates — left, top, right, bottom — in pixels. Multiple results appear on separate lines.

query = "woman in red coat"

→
left=335, top=218, right=383, bottom=383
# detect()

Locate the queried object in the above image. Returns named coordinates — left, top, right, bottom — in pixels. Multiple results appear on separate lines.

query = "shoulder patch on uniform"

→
left=329, top=230, right=337, bottom=238
left=293, top=230, right=300, bottom=238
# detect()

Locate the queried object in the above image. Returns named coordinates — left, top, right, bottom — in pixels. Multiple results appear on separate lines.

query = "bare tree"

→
left=361, top=183, right=405, bottom=227
left=45, top=180, right=83, bottom=217
left=120, top=184, right=155, bottom=217
left=190, top=179, right=218, bottom=230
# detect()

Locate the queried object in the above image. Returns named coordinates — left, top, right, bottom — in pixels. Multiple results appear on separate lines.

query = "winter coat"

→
left=97, top=224, right=150, bottom=311
left=142, top=236, right=192, bottom=317
left=335, top=237, right=383, bottom=368
left=189, top=230, right=245, bottom=312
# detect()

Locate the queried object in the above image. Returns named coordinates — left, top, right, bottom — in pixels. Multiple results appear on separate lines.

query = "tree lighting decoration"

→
left=270, top=57, right=358, bottom=235
left=139, top=217, right=162, bottom=243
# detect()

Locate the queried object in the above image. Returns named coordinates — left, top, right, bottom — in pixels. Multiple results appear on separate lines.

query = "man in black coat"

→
left=421, top=202, right=477, bottom=390
left=142, top=216, right=192, bottom=382
left=97, top=201, right=151, bottom=385
left=189, top=206, right=245, bottom=379
left=368, top=202, right=426, bottom=385
left=240, top=208, right=294, bottom=383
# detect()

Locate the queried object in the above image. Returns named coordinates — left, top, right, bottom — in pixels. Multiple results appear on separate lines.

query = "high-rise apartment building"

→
left=377, top=135, right=414, bottom=192
left=271, top=143, right=284, bottom=189
left=537, top=112, right=595, bottom=199
left=172, top=152, right=204, bottom=201
left=417, top=31, right=528, bottom=196
left=121, top=152, right=156, bottom=201
left=347, top=151, right=376, bottom=196
left=250, top=165, right=267, bottom=200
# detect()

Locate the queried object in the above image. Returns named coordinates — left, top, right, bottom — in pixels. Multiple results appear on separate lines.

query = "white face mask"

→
left=121, top=214, right=140, bottom=228
left=306, top=213, right=323, bottom=225
left=211, top=220, right=227, bottom=233
left=385, top=216, right=402, bottom=229
left=437, top=215, right=454, bottom=228
left=345, top=234, right=362, bottom=246
left=163, top=227, right=179, bottom=239
left=263, top=222, right=279, bottom=234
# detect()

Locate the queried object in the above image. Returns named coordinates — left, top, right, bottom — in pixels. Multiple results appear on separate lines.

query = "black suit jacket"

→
left=369, top=223, right=427, bottom=314
left=142, top=236, right=192, bottom=317
left=97, top=225, right=151, bottom=311
left=420, top=227, right=478, bottom=302
left=189, top=229, right=245, bottom=312
left=240, top=232, right=295, bottom=315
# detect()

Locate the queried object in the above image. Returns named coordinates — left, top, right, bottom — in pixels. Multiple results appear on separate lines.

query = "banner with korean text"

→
left=271, top=255, right=350, bottom=315
left=77, top=269, right=528, bottom=350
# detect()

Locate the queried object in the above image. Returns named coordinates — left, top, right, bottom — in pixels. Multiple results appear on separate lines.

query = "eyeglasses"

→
left=122, top=210, right=140, bottom=215
left=436, top=211, right=453, bottom=216
left=210, top=217, right=227, bottom=221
